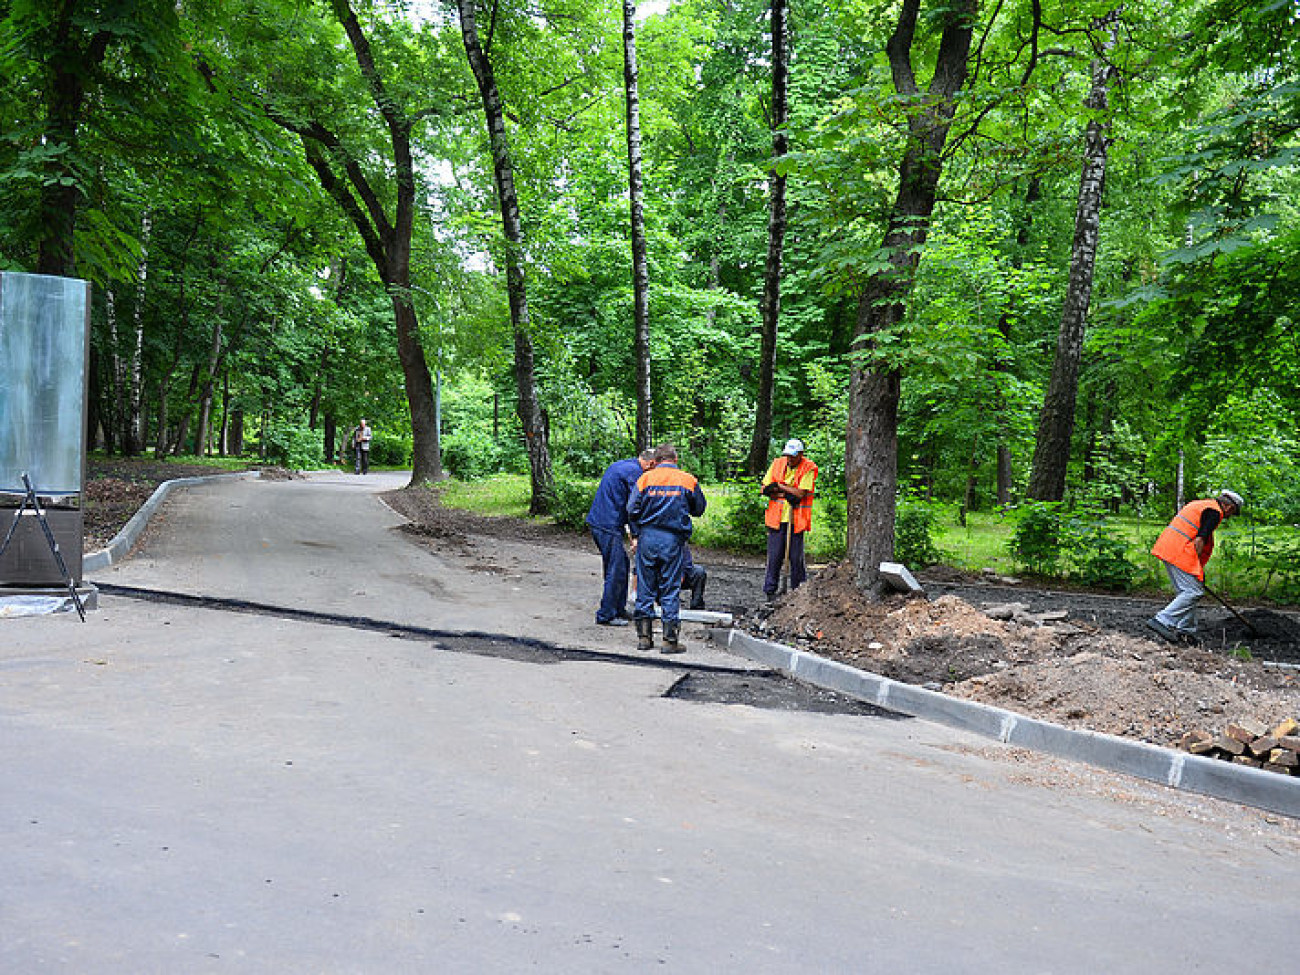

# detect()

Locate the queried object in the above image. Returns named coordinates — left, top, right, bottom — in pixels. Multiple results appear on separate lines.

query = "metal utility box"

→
left=0, top=271, right=90, bottom=588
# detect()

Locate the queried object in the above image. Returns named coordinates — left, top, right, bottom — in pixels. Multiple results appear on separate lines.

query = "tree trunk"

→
left=34, top=9, right=110, bottom=276
left=104, top=287, right=122, bottom=454
left=195, top=282, right=224, bottom=456
left=746, top=0, right=790, bottom=476
left=995, top=177, right=1041, bottom=505
left=1026, top=16, right=1119, bottom=502
left=457, top=0, right=554, bottom=514
left=267, top=1, right=442, bottom=484
left=845, top=0, right=976, bottom=593
left=623, top=0, right=653, bottom=451
left=122, top=211, right=152, bottom=455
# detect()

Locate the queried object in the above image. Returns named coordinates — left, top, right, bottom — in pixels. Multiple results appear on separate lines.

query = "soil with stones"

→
left=81, top=465, right=1300, bottom=753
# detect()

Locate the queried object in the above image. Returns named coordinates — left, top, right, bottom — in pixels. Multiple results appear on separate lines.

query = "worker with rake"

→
left=1147, top=489, right=1243, bottom=643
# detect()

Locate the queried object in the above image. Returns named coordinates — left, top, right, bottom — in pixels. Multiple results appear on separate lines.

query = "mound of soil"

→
left=753, top=561, right=1300, bottom=748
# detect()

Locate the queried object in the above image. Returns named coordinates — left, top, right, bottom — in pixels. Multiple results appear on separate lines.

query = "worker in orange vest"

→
left=761, top=438, right=818, bottom=600
left=1147, top=489, right=1242, bottom=642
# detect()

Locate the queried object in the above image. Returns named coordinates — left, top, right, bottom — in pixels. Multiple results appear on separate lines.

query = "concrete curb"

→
left=708, top=627, right=1300, bottom=820
left=83, top=471, right=260, bottom=573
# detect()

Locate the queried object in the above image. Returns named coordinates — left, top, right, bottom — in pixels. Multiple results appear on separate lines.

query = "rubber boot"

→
left=689, top=570, right=707, bottom=611
left=635, top=618, right=654, bottom=651
left=661, top=619, right=684, bottom=654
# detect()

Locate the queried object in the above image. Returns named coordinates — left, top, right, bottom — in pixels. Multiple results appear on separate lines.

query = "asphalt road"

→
left=3, top=472, right=1298, bottom=973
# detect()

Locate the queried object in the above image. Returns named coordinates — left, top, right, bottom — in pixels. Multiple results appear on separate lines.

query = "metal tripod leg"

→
left=0, top=473, right=86, bottom=621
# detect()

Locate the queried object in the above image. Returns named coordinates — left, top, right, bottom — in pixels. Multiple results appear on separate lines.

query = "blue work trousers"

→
left=591, top=526, right=630, bottom=623
left=764, top=525, right=807, bottom=596
left=633, top=528, right=687, bottom=624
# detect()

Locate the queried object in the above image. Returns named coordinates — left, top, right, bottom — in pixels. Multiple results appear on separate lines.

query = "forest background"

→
left=2, top=0, right=1297, bottom=597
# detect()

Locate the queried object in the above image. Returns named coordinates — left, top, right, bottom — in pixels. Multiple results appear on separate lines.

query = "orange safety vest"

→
left=762, top=456, right=818, bottom=533
left=1151, top=498, right=1220, bottom=580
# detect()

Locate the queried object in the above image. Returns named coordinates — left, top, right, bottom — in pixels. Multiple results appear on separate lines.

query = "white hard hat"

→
left=782, top=438, right=805, bottom=456
left=1219, top=489, right=1244, bottom=510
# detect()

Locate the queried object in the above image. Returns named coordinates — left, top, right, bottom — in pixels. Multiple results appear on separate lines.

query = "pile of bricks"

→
left=1181, top=718, right=1300, bottom=775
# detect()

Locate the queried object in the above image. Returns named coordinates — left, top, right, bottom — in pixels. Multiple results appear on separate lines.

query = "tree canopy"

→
left=2, top=0, right=1296, bottom=570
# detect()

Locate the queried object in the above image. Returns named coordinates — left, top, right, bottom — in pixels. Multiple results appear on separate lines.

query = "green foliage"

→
left=815, top=487, right=848, bottom=560
left=1201, top=388, right=1300, bottom=523
left=1011, top=501, right=1137, bottom=588
left=1257, top=535, right=1300, bottom=604
left=697, top=480, right=768, bottom=554
left=368, top=431, right=411, bottom=467
left=550, top=477, right=596, bottom=532
left=1074, top=420, right=1150, bottom=514
left=1009, top=501, right=1065, bottom=575
left=895, top=499, right=943, bottom=568
left=259, top=421, right=324, bottom=470
left=1065, top=513, right=1138, bottom=590
left=441, top=427, right=508, bottom=481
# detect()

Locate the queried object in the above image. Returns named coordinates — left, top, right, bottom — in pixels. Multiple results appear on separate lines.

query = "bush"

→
left=707, top=480, right=768, bottom=554
left=441, top=429, right=506, bottom=480
left=260, top=421, right=324, bottom=470
left=1258, top=535, right=1300, bottom=602
left=816, top=486, right=847, bottom=556
left=895, top=500, right=943, bottom=567
left=369, top=430, right=411, bottom=467
left=1009, top=501, right=1065, bottom=575
left=1065, top=514, right=1137, bottom=590
left=550, top=477, right=595, bottom=531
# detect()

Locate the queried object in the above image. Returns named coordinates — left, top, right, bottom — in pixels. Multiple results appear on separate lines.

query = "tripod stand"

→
left=0, top=472, right=86, bottom=621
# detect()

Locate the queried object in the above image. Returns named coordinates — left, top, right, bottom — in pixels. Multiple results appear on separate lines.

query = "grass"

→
left=436, top=474, right=534, bottom=520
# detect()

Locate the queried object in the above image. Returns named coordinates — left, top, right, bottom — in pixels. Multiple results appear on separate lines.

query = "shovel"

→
left=1202, top=581, right=1258, bottom=637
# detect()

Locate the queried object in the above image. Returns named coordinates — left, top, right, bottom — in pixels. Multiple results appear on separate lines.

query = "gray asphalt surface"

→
left=3, top=472, right=1299, bottom=973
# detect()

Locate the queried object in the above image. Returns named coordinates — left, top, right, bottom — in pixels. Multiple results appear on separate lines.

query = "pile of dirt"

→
left=751, top=561, right=1300, bottom=748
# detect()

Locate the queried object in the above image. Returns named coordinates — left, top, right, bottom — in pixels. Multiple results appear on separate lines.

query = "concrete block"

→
left=878, top=561, right=924, bottom=595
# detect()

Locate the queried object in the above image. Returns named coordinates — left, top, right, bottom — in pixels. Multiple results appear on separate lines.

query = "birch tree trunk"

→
left=746, top=0, right=790, bottom=476
left=1026, top=15, right=1120, bottom=501
left=105, top=287, right=122, bottom=454
left=845, top=0, right=976, bottom=593
left=457, top=0, right=555, bottom=514
left=623, top=0, right=653, bottom=451
left=122, top=211, right=151, bottom=455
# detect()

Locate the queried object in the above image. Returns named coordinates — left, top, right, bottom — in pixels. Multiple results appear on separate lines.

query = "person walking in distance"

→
left=627, top=444, right=707, bottom=653
left=585, top=450, right=656, bottom=626
left=1147, top=489, right=1243, bottom=643
left=352, top=418, right=372, bottom=474
left=761, top=438, right=818, bottom=600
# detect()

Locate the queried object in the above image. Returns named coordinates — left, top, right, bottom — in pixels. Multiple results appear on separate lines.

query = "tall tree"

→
left=745, top=0, right=790, bottom=475
left=845, top=0, right=977, bottom=592
left=622, top=0, right=653, bottom=451
left=1027, top=11, right=1121, bottom=502
left=456, top=0, right=554, bottom=514
left=262, top=0, right=443, bottom=484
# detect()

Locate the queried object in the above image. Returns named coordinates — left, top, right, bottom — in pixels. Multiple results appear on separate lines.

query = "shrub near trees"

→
left=0, top=0, right=1295, bottom=598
